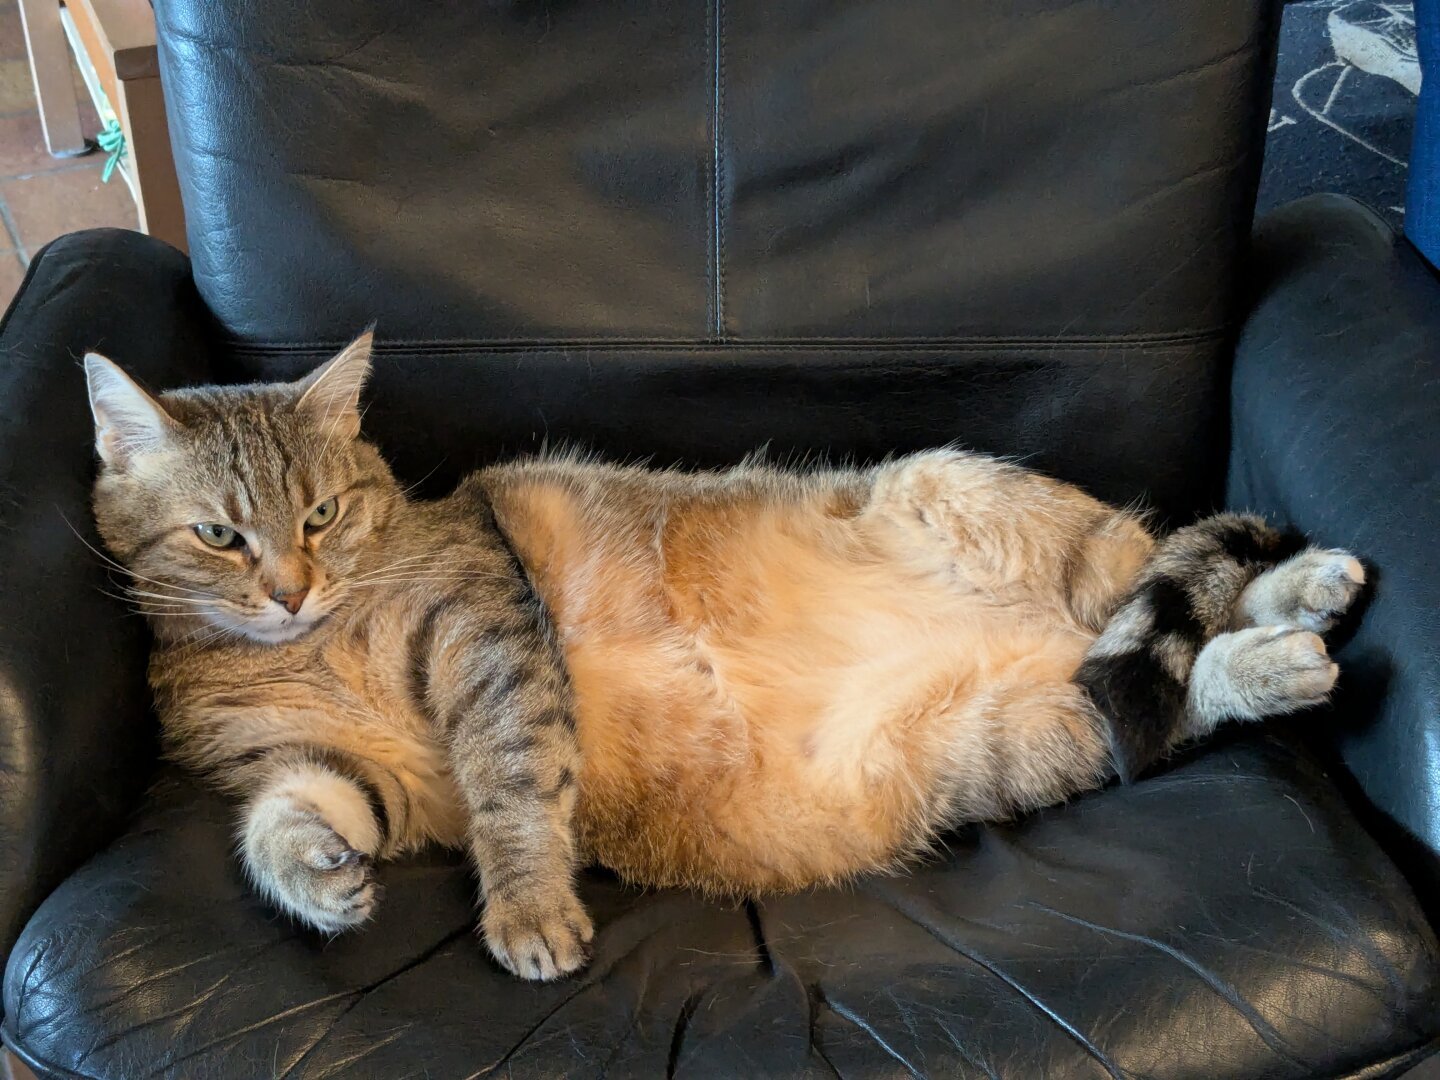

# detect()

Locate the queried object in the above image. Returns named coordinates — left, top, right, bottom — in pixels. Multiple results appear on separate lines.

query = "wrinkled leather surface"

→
left=5, top=734, right=1439, bottom=1079
left=1229, top=194, right=1440, bottom=868
left=156, top=0, right=1278, bottom=345
left=0, top=230, right=218, bottom=963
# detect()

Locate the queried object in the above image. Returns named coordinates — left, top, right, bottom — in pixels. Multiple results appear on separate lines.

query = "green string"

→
left=95, top=119, right=125, bottom=183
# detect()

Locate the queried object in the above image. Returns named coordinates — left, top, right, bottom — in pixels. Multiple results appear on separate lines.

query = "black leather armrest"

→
left=1228, top=194, right=1440, bottom=871
left=0, top=230, right=217, bottom=961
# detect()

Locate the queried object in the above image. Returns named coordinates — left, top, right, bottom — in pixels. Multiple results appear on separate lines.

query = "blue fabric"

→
left=1408, top=0, right=1440, bottom=266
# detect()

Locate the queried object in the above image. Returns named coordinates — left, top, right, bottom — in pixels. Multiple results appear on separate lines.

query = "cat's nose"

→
left=270, top=587, right=309, bottom=615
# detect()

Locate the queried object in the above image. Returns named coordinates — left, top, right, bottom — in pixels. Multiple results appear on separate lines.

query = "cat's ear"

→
left=84, top=353, right=181, bottom=468
left=295, top=329, right=373, bottom=440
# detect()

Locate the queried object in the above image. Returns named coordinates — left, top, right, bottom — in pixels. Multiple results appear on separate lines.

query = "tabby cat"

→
left=84, top=332, right=1364, bottom=981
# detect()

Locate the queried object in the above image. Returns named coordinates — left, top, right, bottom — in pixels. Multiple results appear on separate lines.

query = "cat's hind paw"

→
left=1241, top=626, right=1340, bottom=710
left=1191, top=625, right=1339, bottom=726
left=1238, top=548, right=1365, bottom=634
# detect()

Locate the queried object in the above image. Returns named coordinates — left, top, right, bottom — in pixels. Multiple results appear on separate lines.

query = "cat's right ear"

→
left=84, top=353, right=181, bottom=468
left=295, top=329, right=373, bottom=440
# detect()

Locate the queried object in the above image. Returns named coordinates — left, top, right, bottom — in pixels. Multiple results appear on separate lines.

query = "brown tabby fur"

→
left=84, top=333, right=1363, bottom=980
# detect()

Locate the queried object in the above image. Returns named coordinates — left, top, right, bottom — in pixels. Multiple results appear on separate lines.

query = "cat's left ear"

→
left=295, top=328, right=373, bottom=439
left=84, top=353, right=182, bottom=468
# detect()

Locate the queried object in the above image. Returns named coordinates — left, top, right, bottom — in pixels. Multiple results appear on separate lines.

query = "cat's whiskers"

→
left=177, top=618, right=249, bottom=651
left=97, top=587, right=202, bottom=617
left=126, top=588, right=222, bottom=607
left=62, top=514, right=217, bottom=598
left=397, top=459, right=446, bottom=500
left=350, top=568, right=507, bottom=581
left=342, top=571, right=514, bottom=590
left=347, top=553, right=443, bottom=583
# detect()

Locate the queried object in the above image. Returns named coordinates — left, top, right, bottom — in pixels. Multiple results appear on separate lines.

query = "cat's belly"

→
left=564, top=567, right=1094, bottom=894
left=491, top=453, right=1115, bottom=893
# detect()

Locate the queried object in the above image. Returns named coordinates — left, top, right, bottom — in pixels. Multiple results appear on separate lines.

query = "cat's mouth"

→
left=213, top=595, right=333, bottom=645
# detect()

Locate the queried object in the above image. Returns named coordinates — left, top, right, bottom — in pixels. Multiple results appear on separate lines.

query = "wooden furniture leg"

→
left=64, top=0, right=188, bottom=252
left=16, top=0, right=89, bottom=157
left=113, top=71, right=186, bottom=250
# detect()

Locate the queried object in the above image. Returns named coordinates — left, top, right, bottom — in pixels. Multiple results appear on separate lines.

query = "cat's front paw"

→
left=246, top=802, right=378, bottom=934
left=481, top=889, right=594, bottom=981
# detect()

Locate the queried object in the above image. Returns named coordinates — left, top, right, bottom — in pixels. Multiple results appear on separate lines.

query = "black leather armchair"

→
left=3, top=2, right=1438, bottom=1076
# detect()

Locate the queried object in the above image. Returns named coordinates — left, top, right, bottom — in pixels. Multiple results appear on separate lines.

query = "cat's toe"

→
left=1292, top=550, right=1365, bottom=631
left=301, top=839, right=379, bottom=932
left=1246, top=627, right=1338, bottom=711
left=482, top=892, right=593, bottom=981
left=309, top=861, right=379, bottom=933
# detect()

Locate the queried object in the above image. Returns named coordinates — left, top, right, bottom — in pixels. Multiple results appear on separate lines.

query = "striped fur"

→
left=85, top=334, right=1365, bottom=981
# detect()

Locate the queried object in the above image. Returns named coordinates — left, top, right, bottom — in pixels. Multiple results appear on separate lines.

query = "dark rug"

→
left=1258, top=0, right=1420, bottom=227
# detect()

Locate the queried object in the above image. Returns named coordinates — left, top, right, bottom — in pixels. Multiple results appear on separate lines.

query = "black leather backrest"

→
left=156, top=0, right=1280, bottom=346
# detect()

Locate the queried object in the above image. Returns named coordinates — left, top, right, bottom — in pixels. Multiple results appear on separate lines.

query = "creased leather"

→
left=0, top=230, right=217, bottom=964
left=154, top=0, right=1278, bottom=345
left=4, top=735, right=1437, bottom=1078
left=1229, top=193, right=1440, bottom=870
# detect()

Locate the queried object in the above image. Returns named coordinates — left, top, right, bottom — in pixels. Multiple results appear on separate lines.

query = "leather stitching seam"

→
left=710, top=0, right=727, bottom=339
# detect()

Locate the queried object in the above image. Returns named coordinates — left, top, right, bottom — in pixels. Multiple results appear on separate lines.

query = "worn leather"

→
left=157, top=0, right=1279, bottom=344
left=6, top=735, right=1439, bottom=1078
left=1229, top=193, right=1440, bottom=869
left=152, top=0, right=1284, bottom=525
left=0, top=230, right=218, bottom=963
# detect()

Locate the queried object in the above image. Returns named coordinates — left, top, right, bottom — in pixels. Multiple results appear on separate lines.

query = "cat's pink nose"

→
left=270, top=587, right=309, bottom=615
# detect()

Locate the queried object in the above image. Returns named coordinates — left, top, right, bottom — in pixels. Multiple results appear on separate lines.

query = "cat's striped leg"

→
left=1075, top=513, right=1328, bottom=781
left=237, top=744, right=392, bottom=933
left=935, top=681, right=1115, bottom=824
left=412, top=583, right=591, bottom=982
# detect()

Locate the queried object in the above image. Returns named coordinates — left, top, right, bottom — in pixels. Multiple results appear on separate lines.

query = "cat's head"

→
left=84, top=331, right=402, bottom=645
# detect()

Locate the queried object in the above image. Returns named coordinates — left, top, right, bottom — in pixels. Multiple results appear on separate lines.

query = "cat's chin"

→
left=242, top=619, right=327, bottom=645
left=214, top=610, right=331, bottom=646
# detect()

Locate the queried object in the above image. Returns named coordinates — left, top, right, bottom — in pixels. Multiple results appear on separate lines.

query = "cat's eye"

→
left=195, top=523, right=242, bottom=549
left=305, top=497, right=339, bottom=531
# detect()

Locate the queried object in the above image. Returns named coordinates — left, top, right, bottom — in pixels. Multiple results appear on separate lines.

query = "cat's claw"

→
left=482, top=891, right=594, bottom=981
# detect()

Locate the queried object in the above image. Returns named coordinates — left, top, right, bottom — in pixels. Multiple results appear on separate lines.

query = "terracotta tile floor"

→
left=1, top=0, right=139, bottom=312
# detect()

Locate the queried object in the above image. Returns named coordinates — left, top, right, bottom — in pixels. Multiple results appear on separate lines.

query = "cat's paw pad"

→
left=482, top=891, right=594, bottom=981
left=1237, top=626, right=1339, bottom=712
left=252, top=808, right=378, bottom=934
left=1244, top=549, right=1365, bottom=633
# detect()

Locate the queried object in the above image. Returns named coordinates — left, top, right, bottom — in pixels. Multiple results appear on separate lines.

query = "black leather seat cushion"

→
left=6, top=731, right=1437, bottom=1078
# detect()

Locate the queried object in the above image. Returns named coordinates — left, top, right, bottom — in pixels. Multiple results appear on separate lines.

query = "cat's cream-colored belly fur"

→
left=487, top=454, right=1143, bottom=893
